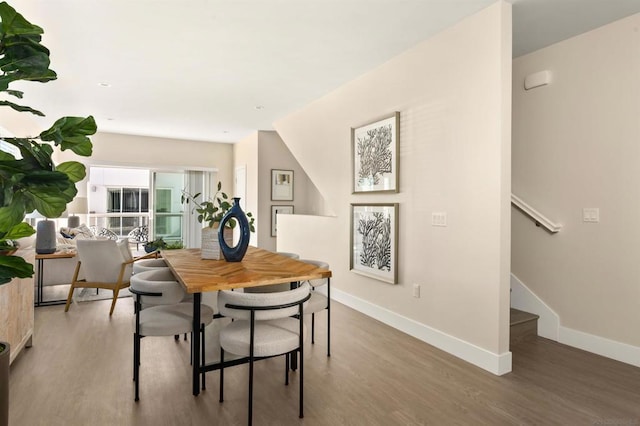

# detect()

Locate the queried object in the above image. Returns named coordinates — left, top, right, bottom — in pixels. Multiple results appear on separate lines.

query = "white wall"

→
left=512, top=13, right=640, bottom=348
left=275, top=2, right=512, bottom=374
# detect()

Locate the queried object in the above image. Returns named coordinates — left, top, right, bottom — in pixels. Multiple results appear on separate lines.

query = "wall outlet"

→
left=412, top=283, right=421, bottom=298
left=583, top=208, right=599, bottom=223
left=432, top=212, right=447, bottom=227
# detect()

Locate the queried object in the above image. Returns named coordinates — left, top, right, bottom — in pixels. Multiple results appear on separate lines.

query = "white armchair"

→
left=64, top=239, right=157, bottom=315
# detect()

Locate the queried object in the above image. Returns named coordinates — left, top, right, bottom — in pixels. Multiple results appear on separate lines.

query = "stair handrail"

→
left=511, top=194, right=561, bottom=233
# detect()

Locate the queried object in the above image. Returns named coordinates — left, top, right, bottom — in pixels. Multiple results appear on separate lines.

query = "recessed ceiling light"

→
left=254, top=105, right=264, bottom=110
left=98, top=82, right=111, bottom=87
left=223, top=131, right=229, bottom=134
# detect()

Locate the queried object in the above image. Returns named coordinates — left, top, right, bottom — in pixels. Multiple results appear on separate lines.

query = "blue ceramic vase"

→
left=218, top=197, right=250, bottom=262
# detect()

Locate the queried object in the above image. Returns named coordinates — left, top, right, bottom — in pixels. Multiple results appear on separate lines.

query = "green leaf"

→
left=56, top=161, right=86, bottom=183
left=0, top=255, right=35, bottom=283
left=5, top=89, right=23, bottom=98
left=0, top=40, right=51, bottom=74
left=0, top=192, right=26, bottom=234
left=39, top=116, right=96, bottom=156
left=0, top=150, right=15, bottom=161
left=0, top=3, right=44, bottom=38
left=3, top=222, right=34, bottom=240
left=0, top=68, right=56, bottom=92
left=0, top=99, right=44, bottom=116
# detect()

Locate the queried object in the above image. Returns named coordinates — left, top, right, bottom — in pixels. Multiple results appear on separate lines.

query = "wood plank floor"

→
left=9, top=297, right=640, bottom=425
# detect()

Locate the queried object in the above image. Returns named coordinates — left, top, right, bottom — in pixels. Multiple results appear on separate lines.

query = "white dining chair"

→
left=130, top=268, right=215, bottom=401
left=132, top=258, right=167, bottom=274
left=217, top=282, right=311, bottom=425
left=299, top=259, right=331, bottom=356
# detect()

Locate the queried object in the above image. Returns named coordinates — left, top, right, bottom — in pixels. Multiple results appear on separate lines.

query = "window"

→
left=105, top=187, right=149, bottom=236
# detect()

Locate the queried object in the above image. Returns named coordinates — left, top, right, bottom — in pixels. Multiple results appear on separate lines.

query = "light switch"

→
left=583, top=208, right=599, bottom=223
left=432, top=212, right=447, bottom=227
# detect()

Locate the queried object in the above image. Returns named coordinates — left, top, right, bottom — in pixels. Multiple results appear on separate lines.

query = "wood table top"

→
left=161, top=247, right=332, bottom=293
left=35, top=250, right=76, bottom=260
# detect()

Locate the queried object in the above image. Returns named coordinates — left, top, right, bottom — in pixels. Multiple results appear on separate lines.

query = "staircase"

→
left=510, top=308, right=539, bottom=347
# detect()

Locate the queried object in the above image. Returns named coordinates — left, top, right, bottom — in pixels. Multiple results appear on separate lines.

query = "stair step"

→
left=510, top=308, right=539, bottom=326
left=510, top=308, right=539, bottom=347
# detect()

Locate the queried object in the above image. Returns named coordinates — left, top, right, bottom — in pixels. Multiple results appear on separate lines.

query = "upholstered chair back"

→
left=130, top=268, right=186, bottom=306
left=218, top=281, right=310, bottom=321
left=76, top=239, right=133, bottom=283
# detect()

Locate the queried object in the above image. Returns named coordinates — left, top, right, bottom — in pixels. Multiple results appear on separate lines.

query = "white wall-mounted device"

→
left=524, top=70, right=552, bottom=90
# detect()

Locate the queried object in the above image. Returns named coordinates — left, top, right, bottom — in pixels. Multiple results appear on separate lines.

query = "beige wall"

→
left=275, top=1, right=512, bottom=368
left=512, top=13, right=640, bottom=347
left=56, top=132, right=234, bottom=199
left=235, top=130, right=324, bottom=251
left=256, top=131, right=324, bottom=251
left=234, top=132, right=259, bottom=246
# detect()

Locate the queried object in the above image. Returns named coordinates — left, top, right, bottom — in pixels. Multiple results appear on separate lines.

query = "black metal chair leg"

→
left=201, top=324, right=206, bottom=390
left=327, top=279, right=331, bottom=357
left=134, top=333, right=140, bottom=402
left=219, top=348, right=224, bottom=402
left=285, top=354, right=289, bottom=385
left=311, top=313, right=315, bottom=344
left=248, top=356, right=254, bottom=426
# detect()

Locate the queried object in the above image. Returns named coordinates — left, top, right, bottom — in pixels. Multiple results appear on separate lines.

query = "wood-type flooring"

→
left=9, top=297, right=640, bottom=425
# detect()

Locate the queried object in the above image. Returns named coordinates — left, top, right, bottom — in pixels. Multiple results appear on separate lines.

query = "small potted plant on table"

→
left=181, top=182, right=255, bottom=260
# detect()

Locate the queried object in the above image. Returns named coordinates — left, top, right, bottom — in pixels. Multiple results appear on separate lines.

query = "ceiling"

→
left=8, top=0, right=640, bottom=143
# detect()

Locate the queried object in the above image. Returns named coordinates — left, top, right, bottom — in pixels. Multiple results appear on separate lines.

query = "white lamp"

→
left=67, top=197, right=88, bottom=228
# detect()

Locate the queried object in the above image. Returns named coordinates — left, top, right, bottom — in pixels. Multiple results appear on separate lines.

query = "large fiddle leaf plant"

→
left=0, top=2, right=96, bottom=284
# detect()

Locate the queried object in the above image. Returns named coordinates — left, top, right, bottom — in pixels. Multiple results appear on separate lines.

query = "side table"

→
left=34, top=251, right=76, bottom=307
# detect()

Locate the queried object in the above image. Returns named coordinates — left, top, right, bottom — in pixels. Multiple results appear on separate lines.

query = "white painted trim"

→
left=331, top=288, right=512, bottom=376
left=559, top=327, right=640, bottom=368
left=511, top=273, right=640, bottom=367
left=511, top=193, right=561, bottom=233
left=510, top=273, right=559, bottom=340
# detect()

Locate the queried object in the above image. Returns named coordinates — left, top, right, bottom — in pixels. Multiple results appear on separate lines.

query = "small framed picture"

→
left=271, top=169, right=294, bottom=201
left=352, top=112, right=400, bottom=193
left=350, top=203, right=398, bottom=284
left=271, top=205, right=294, bottom=237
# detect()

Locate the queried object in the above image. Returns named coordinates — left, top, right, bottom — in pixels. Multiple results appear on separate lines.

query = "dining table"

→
left=160, top=246, right=332, bottom=396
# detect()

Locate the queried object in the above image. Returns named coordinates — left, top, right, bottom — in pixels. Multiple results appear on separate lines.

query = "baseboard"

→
left=510, top=273, right=559, bottom=340
left=559, top=326, right=640, bottom=368
left=331, top=288, right=512, bottom=376
left=511, top=273, right=640, bottom=368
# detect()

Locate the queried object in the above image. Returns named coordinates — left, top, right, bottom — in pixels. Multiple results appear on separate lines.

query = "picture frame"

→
left=350, top=203, right=398, bottom=284
left=351, top=112, right=400, bottom=193
left=271, top=169, right=294, bottom=201
left=271, top=205, right=294, bottom=237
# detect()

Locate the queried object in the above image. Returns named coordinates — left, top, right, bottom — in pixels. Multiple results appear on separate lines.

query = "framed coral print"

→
left=352, top=112, right=399, bottom=193
left=350, top=203, right=398, bottom=284
left=271, top=169, right=294, bottom=201
left=271, top=205, right=294, bottom=237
